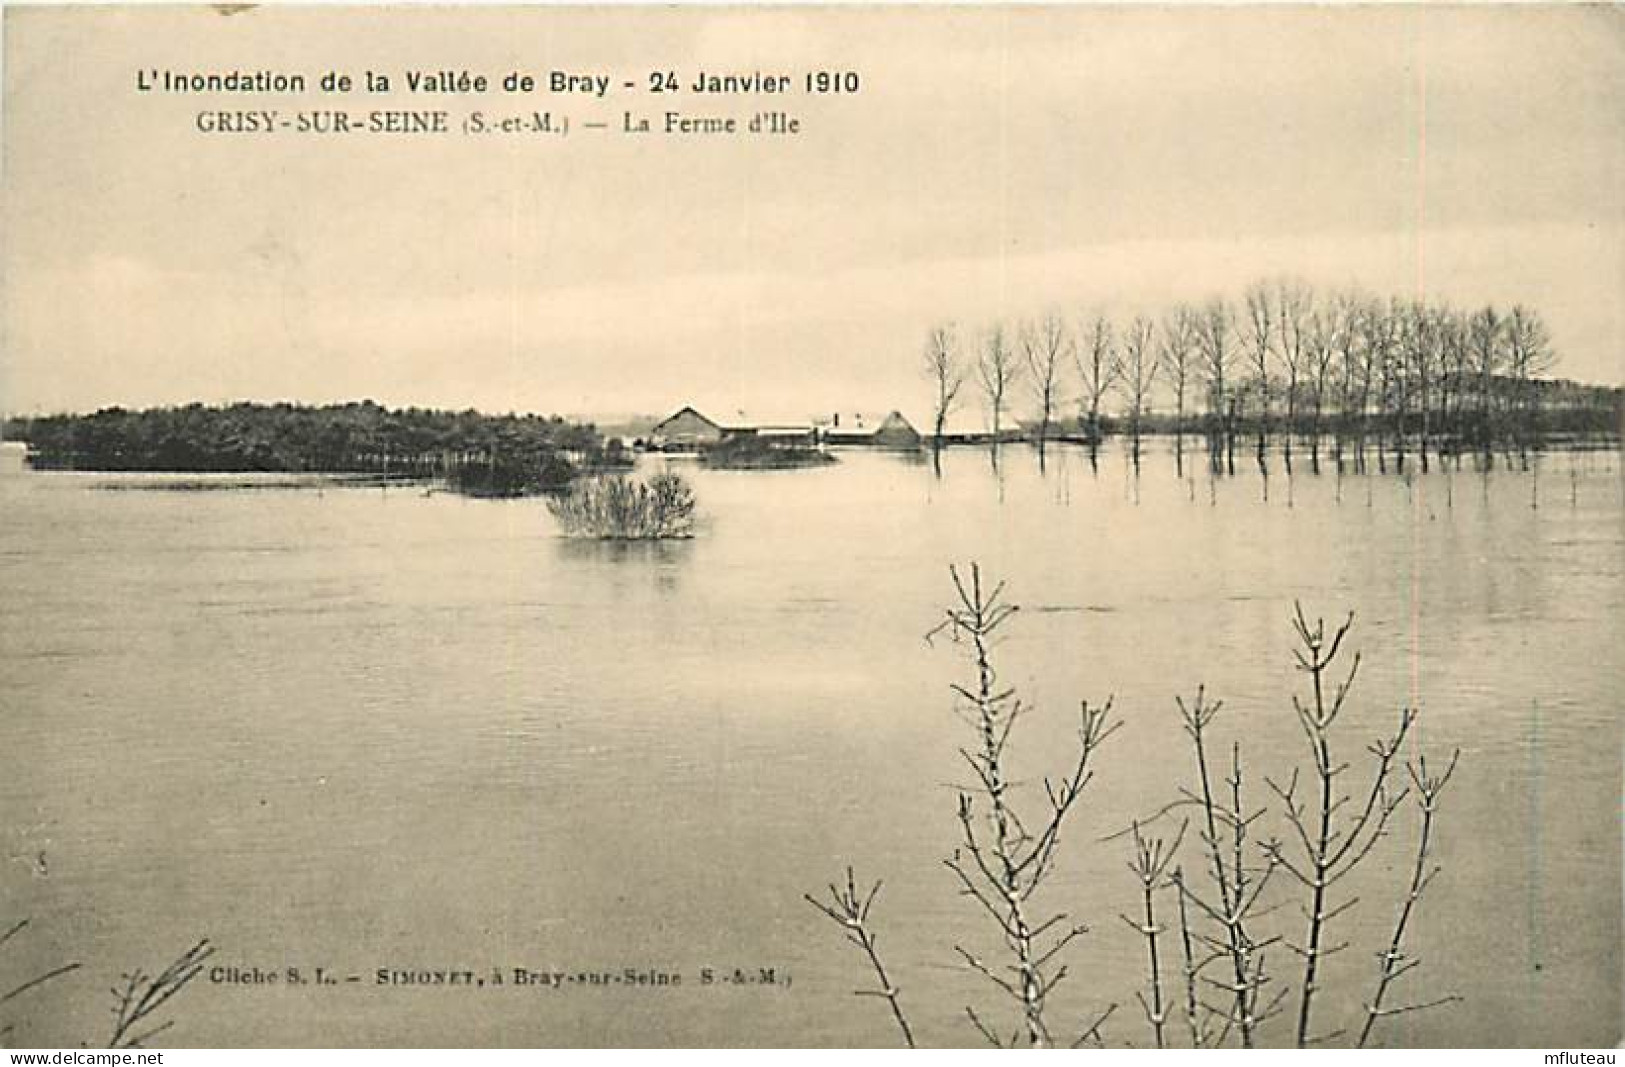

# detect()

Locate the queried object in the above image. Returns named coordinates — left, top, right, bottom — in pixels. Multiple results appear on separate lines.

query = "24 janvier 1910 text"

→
left=137, top=67, right=861, bottom=97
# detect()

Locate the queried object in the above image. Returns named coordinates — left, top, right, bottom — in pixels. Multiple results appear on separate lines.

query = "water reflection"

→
left=553, top=536, right=696, bottom=566
left=0, top=443, right=1618, bottom=1046
left=552, top=535, right=695, bottom=596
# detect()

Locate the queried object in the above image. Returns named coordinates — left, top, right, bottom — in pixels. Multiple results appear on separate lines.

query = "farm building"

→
left=818, top=411, right=921, bottom=449
left=649, top=406, right=816, bottom=450
left=649, top=406, right=727, bottom=449
left=751, top=424, right=818, bottom=447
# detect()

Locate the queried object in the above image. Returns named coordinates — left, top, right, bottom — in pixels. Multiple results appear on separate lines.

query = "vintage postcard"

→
left=1, top=3, right=1620, bottom=1050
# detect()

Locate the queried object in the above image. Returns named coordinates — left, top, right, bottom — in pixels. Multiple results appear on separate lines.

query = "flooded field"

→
left=0, top=444, right=1619, bottom=1047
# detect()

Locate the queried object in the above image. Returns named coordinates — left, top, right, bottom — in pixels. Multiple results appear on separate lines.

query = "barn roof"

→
left=815, top=410, right=916, bottom=434
left=651, top=405, right=721, bottom=432
left=654, top=405, right=814, bottom=433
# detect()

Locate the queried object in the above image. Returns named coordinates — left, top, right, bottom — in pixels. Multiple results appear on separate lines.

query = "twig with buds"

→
left=936, top=563, right=1120, bottom=1048
left=805, top=868, right=915, bottom=1048
left=1357, top=751, right=1463, bottom=1047
left=1121, top=820, right=1186, bottom=1047
left=1264, top=605, right=1415, bottom=1048
left=108, top=939, right=214, bottom=1049
left=1172, top=687, right=1281, bottom=1047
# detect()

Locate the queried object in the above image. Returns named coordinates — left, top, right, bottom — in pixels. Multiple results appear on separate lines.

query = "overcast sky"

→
left=3, top=5, right=1620, bottom=420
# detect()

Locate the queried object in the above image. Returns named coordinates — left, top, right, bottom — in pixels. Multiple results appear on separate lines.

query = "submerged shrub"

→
left=546, top=472, right=697, bottom=539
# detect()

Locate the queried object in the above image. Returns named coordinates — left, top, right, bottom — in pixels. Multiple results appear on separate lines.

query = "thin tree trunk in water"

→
left=1174, top=394, right=1186, bottom=479
left=1225, top=401, right=1237, bottom=475
left=1420, top=400, right=1431, bottom=474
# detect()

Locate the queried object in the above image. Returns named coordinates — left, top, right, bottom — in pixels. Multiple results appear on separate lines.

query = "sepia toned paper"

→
left=1, top=3, right=1620, bottom=1050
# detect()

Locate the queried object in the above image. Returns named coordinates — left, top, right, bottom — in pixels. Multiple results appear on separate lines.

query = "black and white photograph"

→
left=0, top=3, right=1619, bottom=1050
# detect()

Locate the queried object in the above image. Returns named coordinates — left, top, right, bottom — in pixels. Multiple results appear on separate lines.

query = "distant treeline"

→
left=1110, top=375, right=1622, bottom=445
left=3, top=400, right=621, bottom=496
left=924, top=280, right=1623, bottom=473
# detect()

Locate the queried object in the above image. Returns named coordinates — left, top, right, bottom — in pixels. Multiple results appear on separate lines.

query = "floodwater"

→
left=0, top=444, right=1619, bottom=1048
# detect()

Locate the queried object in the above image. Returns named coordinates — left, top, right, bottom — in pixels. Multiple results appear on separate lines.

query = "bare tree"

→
left=1467, top=306, right=1504, bottom=464
left=1329, top=292, right=1364, bottom=471
left=1345, top=297, right=1387, bottom=472
left=1306, top=298, right=1345, bottom=472
left=1, top=918, right=81, bottom=1045
left=1194, top=299, right=1238, bottom=472
left=1357, top=752, right=1462, bottom=1047
left=1274, top=280, right=1314, bottom=466
left=923, top=323, right=965, bottom=466
left=1437, top=307, right=1472, bottom=467
left=977, top=324, right=1021, bottom=444
left=1123, top=821, right=1185, bottom=1048
left=808, top=566, right=1122, bottom=1050
left=1243, top=281, right=1277, bottom=462
left=1401, top=301, right=1444, bottom=473
left=108, top=940, right=215, bottom=1048
left=1021, top=314, right=1070, bottom=455
left=804, top=575, right=1471, bottom=1050
left=1171, top=688, right=1280, bottom=1048
left=933, top=565, right=1118, bottom=1047
left=1076, top=314, right=1118, bottom=453
left=1361, top=299, right=1404, bottom=473
left=1159, top=305, right=1199, bottom=474
left=1264, top=608, right=1414, bottom=1048
left=1505, top=305, right=1555, bottom=463
left=1115, top=315, right=1158, bottom=467
left=806, top=870, right=915, bottom=1047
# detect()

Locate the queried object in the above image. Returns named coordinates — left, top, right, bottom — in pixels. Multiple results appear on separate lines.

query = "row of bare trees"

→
left=923, top=314, right=1127, bottom=459
left=922, top=280, right=1572, bottom=475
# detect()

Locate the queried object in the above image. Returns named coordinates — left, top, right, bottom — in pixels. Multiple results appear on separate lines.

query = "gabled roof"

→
left=654, top=405, right=814, bottom=433
left=815, top=410, right=918, bottom=434
left=652, top=405, right=721, bottom=432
